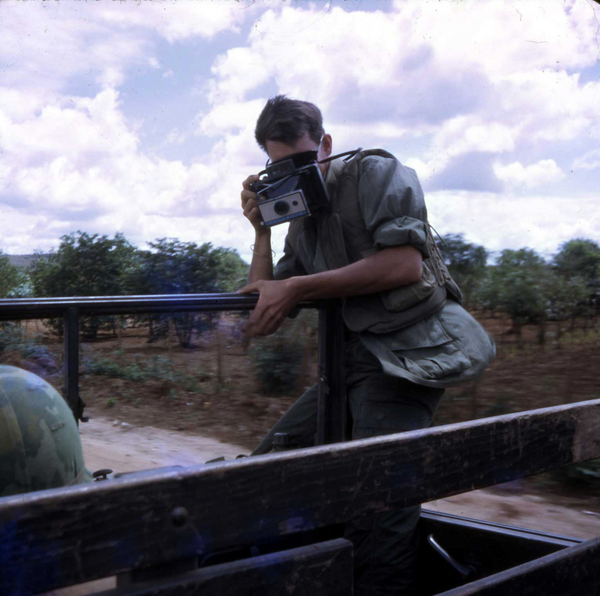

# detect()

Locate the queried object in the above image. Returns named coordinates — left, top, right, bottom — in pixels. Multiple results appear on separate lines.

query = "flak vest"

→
left=286, top=149, right=462, bottom=335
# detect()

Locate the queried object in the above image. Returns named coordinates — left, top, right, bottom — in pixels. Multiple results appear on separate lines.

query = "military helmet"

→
left=0, top=365, right=92, bottom=497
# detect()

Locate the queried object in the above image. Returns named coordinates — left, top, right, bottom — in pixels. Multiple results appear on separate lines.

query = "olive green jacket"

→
left=274, top=150, right=495, bottom=387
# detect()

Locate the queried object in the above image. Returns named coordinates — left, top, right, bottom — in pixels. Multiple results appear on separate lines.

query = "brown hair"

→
left=254, top=95, right=324, bottom=153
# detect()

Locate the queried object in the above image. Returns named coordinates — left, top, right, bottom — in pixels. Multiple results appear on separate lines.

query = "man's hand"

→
left=241, top=175, right=267, bottom=234
left=237, top=279, right=300, bottom=341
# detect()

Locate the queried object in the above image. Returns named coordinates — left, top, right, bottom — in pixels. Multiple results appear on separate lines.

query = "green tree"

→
left=553, top=239, right=600, bottom=323
left=0, top=252, right=31, bottom=298
left=437, top=234, right=488, bottom=308
left=30, top=232, right=138, bottom=339
left=124, top=239, right=248, bottom=347
left=484, top=248, right=549, bottom=340
left=544, top=272, right=588, bottom=341
left=554, top=239, right=600, bottom=284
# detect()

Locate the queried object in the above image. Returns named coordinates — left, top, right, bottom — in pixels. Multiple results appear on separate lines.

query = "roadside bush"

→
left=84, top=351, right=204, bottom=393
left=0, top=323, right=44, bottom=358
left=249, top=311, right=317, bottom=395
left=250, top=334, right=305, bottom=395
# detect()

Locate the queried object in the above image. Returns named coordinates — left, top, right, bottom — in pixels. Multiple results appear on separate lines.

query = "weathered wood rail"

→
left=1, top=399, right=599, bottom=595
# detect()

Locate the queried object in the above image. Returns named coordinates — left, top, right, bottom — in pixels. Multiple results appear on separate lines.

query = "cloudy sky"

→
left=1, top=0, right=599, bottom=263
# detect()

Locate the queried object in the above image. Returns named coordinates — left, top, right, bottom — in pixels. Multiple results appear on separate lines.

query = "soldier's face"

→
left=265, top=133, right=332, bottom=176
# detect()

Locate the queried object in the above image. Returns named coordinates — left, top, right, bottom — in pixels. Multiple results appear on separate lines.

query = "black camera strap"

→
left=318, top=148, right=362, bottom=165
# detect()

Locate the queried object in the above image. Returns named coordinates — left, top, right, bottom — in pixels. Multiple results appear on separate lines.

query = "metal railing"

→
left=0, top=294, right=348, bottom=445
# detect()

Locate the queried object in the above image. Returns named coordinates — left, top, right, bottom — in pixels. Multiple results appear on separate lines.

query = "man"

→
left=238, top=96, right=495, bottom=595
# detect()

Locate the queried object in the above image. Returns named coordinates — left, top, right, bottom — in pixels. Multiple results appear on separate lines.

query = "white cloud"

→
left=572, top=149, right=600, bottom=171
left=494, top=159, right=566, bottom=190
left=394, top=0, right=598, bottom=76
left=96, top=66, right=126, bottom=90
left=197, top=99, right=266, bottom=137
left=96, top=1, right=250, bottom=42
left=427, top=190, right=600, bottom=258
left=0, top=1, right=254, bottom=99
left=2, top=90, right=138, bottom=165
left=1, top=87, right=224, bottom=243
left=201, top=0, right=600, bottom=180
left=495, top=70, right=600, bottom=142
left=166, top=128, right=188, bottom=145
left=0, top=3, right=149, bottom=96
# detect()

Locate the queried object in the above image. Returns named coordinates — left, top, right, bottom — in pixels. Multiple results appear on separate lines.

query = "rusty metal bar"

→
left=316, top=299, right=348, bottom=445
left=62, top=307, right=86, bottom=424
left=0, top=293, right=314, bottom=320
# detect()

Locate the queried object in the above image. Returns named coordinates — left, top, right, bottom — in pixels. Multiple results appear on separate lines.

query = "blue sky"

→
left=0, top=0, right=599, bottom=264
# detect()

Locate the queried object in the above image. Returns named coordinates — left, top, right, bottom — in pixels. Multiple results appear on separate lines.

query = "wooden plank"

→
left=96, top=539, right=352, bottom=596
left=1, top=399, right=600, bottom=595
left=436, top=537, right=600, bottom=595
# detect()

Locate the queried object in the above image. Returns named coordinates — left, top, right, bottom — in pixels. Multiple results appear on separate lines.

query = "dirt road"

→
left=80, top=415, right=249, bottom=474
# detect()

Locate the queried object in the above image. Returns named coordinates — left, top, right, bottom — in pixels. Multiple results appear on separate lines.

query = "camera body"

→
left=250, top=150, right=329, bottom=227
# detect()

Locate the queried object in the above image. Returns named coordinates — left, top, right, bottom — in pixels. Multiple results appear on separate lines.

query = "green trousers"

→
left=252, top=336, right=444, bottom=595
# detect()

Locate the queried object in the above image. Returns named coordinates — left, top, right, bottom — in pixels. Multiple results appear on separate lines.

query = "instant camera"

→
left=250, top=150, right=329, bottom=227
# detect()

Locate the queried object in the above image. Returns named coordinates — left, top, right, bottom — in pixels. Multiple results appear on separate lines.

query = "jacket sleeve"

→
left=273, top=230, right=307, bottom=281
left=357, top=156, right=431, bottom=259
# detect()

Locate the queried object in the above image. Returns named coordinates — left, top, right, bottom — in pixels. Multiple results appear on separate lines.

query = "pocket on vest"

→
left=399, top=341, right=472, bottom=380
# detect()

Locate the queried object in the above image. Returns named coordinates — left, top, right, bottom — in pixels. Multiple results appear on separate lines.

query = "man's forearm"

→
left=247, top=230, right=275, bottom=284
left=288, top=245, right=422, bottom=301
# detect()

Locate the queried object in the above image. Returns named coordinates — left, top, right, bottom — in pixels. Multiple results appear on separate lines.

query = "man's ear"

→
left=320, top=133, right=333, bottom=159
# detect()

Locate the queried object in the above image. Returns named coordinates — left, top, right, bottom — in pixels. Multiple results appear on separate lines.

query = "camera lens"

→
left=274, top=201, right=290, bottom=216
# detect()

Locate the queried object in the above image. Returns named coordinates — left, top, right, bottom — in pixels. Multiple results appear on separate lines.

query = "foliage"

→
left=24, top=231, right=247, bottom=346
left=481, top=249, right=548, bottom=329
left=29, top=232, right=137, bottom=339
left=84, top=351, right=203, bottom=393
left=437, top=234, right=488, bottom=308
left=124, top=238, right=248, bottom=347
left=553, top=239, right=600, bottom=316
left=125, top=238, right=247, bottom=295
left=544, top=272, right=588, bottom=323
left=30, top=231, right=136, bottom=297
left=0, top=322, right=49, bottom=360
left=250, top=333, right=306, bottom=395
left=553, top=239, right=600, bottom=285
left=0, top=252, right=32, bottom=298
left=249, top=311, right=316, bottom=395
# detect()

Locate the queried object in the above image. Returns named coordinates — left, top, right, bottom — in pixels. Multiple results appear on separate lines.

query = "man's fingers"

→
left=242, top=196, right=258, bottom=215
left=246, top=306, right=285, bottom=338
left=237, top=282, right=259, bottom=294
left=242, top=174, right=260, bottom=191
left=241, top=190, right=257, bottom=206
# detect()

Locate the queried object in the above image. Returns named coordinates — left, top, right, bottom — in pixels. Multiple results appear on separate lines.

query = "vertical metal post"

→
left=63, top=307, right=86, bottom=424
left=316, top=300, right=348, bottom=445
